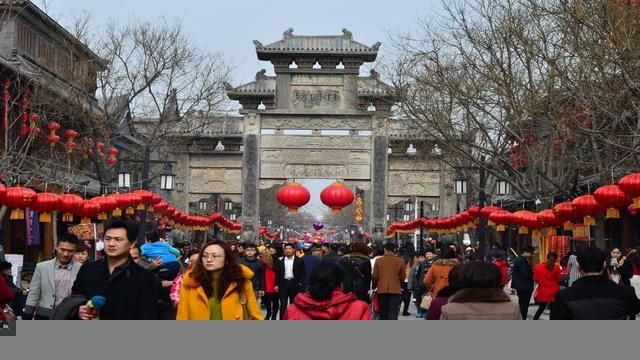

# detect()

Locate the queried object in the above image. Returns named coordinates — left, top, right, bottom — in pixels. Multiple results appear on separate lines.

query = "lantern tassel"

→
left=98, top=212, right=108, bottom=221
left=81, top=217, right=91, bottom=224
left=518, top=226, right=528, bottom=235
left=331, top=208, right=341, bottom=214
left=563, top=221, right=573, bottom=231
left=606, top=208, right=620, bottom=219
left=39, top=213, right=52, bottom=223
left=126, top=207, right=135, bottom=215
left=584, top=216, right=596, bottom=226
left=497, top=224, right=506, bottom=232
left=10, top=208, right=25, bottom=220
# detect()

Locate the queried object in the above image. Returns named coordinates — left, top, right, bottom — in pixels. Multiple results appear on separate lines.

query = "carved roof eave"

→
left=224, top=79, right=276, bottom=101
left=256, top=50, right=378, bottom=62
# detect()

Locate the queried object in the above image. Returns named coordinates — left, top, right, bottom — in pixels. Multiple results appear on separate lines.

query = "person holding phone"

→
left=607, top=248, right=633, bottom=286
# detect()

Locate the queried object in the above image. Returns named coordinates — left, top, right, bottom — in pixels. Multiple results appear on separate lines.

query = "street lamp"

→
left=454, top=178, right=468, bottom=195
left=403, top=213, right=411, bottom=222
left=198, top=199, right=207, bottom=211
left=224, top=200, right=233, bottom=211
left=495, top=180, right=511, bottom=195
left=229, top=213, right=237, bottom=221
left=160, top=165, right=176, bottom=191
left=118, top=170, right=131, bottom=189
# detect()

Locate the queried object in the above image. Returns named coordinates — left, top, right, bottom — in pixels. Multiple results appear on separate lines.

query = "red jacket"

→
left=533, top=261, right=561, bottom=303
left=493, top=260, right=508, bottom=286
left=264, top=264, right=277, bottom=294
left=0, top=275, right=15, bottom=305
left=283, top=289, right=372, bottom=320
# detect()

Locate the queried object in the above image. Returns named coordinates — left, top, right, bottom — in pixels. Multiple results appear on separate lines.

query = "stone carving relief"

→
left=291, top=74, right=343, bottom=86
left=189, top=169, right=242, bottom=194
left=261, top=149, right=370, bottom=164
left=261, top=163, right=371, bottom=180
left=291, top=87, right=341, bottom=109
left=261, top=117, right=372, bottom=130
left=261, top=135, right=370, bottom=150
left=388, top=171, right=440, bottom=197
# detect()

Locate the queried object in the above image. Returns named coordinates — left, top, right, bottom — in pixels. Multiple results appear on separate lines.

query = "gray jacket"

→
left=24, top=259, right=82, bottom=318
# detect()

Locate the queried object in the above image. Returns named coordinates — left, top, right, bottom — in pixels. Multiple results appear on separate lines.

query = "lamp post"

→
left=452, top=157, right=487, bottom=257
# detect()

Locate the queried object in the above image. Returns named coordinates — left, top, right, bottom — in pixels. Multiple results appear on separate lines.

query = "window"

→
left=358, top=130, right=372, bottom=136
left=16, top=22, right=37, bottom=58
left=260, top=129, right=276, bottom=135
left=320, top=130, right=349, bottom=136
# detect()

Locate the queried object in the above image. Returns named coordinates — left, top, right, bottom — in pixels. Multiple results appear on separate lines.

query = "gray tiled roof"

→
left=224, top=78, right=276, bottom=97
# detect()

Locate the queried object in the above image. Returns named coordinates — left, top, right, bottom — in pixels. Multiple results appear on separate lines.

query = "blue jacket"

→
left=141, top=242, right=180, bottom=264
left=511, top=256, right=533, bottom=291
left=303, top=254, right=320, bottom=287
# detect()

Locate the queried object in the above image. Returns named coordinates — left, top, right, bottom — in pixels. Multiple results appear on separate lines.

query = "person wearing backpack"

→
left=339, top=242, right=372, bottom=303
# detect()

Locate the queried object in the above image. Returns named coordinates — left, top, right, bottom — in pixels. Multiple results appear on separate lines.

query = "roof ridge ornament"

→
left=370, top=69, right=380, bottom=80
left=342, top=28, right=353, bottom=40
left=255, top=69, right=267, bottom=80
left=253, top=40, right=264, bottom=49
left=283, top=27, right=294, bottom=40
left=371, top=42, right=381, bottom=51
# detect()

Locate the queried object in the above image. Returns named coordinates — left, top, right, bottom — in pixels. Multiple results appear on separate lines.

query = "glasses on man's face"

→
left=202, top=253, right=225, bottom=260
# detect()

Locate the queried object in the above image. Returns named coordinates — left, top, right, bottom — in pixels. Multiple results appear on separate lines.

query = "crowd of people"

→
left=2, top=219, right=640, bottom=321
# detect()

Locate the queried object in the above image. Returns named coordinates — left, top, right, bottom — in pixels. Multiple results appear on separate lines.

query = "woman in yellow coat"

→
left=176, top=240, right=263, bottom=320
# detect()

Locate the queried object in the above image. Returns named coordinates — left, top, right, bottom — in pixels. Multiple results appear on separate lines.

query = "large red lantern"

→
left=537, top=209, right=561, bottom=229
left=488, top=210, right=514, bottom=232
left=277, top=182, right=311, bottom=213
left=513, top=210, right=538, bottom=234
left=153, top=201, right=170, bottom=215
left=80, top=200, right=101, bottom=224
left=619, top=172, right=640, bottom=208
left=31, top=193, right=61, bottom=223
left=0, top=183, right=6, bottom=203
left=133, top=190, right=154, bottom=211
left=65, top=130, right=78, bottom=154
left=46, top=122, right=61, bottom=148
left=468, top=205, right=481, bottom=218
left=59, top=194, right=84, bottom=222
left=553, top=201, right=577, bottom=231
left=148, top=192, right=162, bottom=212
left=106, top=148, right=118, bottom=166
left=572, top=195, right=604, bottom=226
left=125, top=192, right=143, bottom=215
left=593, top=184, right=630, bottom=219
left=320, top=182, right=354, bottom=214
left=4, top=186, right=37, bottom=220
left=629, top=204, right=638, bottom=217
left=92, top=195, right=118, bottom=220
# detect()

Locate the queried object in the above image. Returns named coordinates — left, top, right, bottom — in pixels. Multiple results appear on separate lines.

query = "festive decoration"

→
left=80, top=199, right=101, bottom=224
left=488, top=209, right=514, bottom=232
left=320, top=182, right=355, bottom=214
left=513, top=210, right=539, bottom=234
left=276, top=182, right=311, bottom=213
left=46, top=122, right=61, bottom=148
left=572, top=194, right=604, bottom=226
left=106, top=148, right=119, bottom=166
left=313, top=222, right=324, bottom=231
left=92, top=195, right=118, bottom=220
left=553, top=201, right=577, bottom=231
left=59, top=193, right=84, bottom=222
left=31, top=192, right=61, bottom=223
left=0, top=182, right=5, bottom=203
left=629, top=204, right=638, bottom=217
left=354, top=193, right=364, bottom=222
left=619, top=172, right=640, bottom=209
left=4, top=186, right=37, bottom=220
left=593, top=184, right=630, bottom=219
left=65, top=130, right=78, bottom=154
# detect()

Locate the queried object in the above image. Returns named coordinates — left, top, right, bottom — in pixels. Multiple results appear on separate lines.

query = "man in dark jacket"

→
left=339, top=242, right=372, bottom=303
left=321, top=243, right=341, bottom=264
left=511, top=246, right=534, bottom=320
left=275, top=243, right=305, bottom=319
left=302, top=246, right=321, bottom=290
left=239, top=243, right=265, bottom=299
left=551, top=246, right=640, bottom=320
left=72, top=220, right=158, bottom=320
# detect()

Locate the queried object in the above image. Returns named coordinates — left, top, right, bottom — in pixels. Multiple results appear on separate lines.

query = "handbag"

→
left=2, top=304, right=16, bottom=322
left=420, top=291, right=433, bottom=310
left=237, top=285, right=251, bottom=320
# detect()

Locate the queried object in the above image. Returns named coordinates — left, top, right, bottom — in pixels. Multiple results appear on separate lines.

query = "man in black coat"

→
left=551, top=246, right=640, bottom=320
left=72, top=220, right=158, bottom=320
left=511, top=246, right=534, bottom=320
left=275, top=242, right=305, bottom=319
left=239, top=243, right=266, bottom=299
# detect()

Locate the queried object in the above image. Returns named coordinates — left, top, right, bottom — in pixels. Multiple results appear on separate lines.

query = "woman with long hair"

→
left=606, top=247, right=634, bottom=286
left=533, top=252, right=561, bottom=320
left=176, top=240, right=263, bottom=320
left=262, top=250, right=280, bottom=320
left=283, top=262, right=372, bottom=320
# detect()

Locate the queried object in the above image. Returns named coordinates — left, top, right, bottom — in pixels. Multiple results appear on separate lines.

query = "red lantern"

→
left=59, top=194, right=84, bottom=222
left=513, top=210, right=538, bottom=234
left=92, top=195, right=118, bottom=220
left=481, top=205, right=501, bottom=227
left=4, top=186, right=37, bottom=220
left=594, top=184, right=630, bottom=219
left=619, top=172, right=640, bottom=209
left=80, top=200, right=101, bottom=224
left=0, top=183, right=6, bottom=203
left=572, top=195, right=604, bottom=226
left=133, top=190, right=153, bottom=211
left=537, top=209, right=561, bottom=229
left=153, top=201, right=169, bottom=215
left=46, top=122, right=61, bottom=148
left=468, top=205, right=481, bottom=218
left=488, top=210, right=514, bottom=232
left=320, top=182, right=354, bottom=214
left=147, top=192, right=162, bottom=212
left=112, top=193, right=130, bottom=217
left=126, top=192, right=143, bottom=214
left=65, top=130, right=78, bottom=154
left=31, top=193, right=61, bottom=223
left=628, top=204, right=638, bottom=217
left=106, top=148, right=118, bottom=166
left=553, top=201, right=577, bottom=231
left=277, top=182, right=311, bottom=213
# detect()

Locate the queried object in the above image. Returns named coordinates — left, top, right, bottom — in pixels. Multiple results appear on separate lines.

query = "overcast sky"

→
left=39, top=0, right=442, bottom=219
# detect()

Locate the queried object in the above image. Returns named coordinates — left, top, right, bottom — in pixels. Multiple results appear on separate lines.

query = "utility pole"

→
left=137, top=146, right=151, bottom=245
left=419, top=200, right=424, bottom=252
left=478, top=156, right=487, bottom=258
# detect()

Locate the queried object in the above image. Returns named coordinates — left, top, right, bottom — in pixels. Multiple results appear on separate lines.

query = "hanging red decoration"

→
left=133, top=190, right=154, bottom=211
left=65, top=130, right=78, bottom=154
left=629, top=204, right=638, bottom=217
left=0, top=182, right=6, bottom=203
left=59, top=193, right=84, bottom=222
left=537, top=209, right=561, bottom=229
left=2, top=79, right=9, bottom=133
left=4, top=186, right=37, bottom=220
left=277, top=182, right=311, bottom=213
left=619, top=172, right=640, bottom=209
left=92, top=195, right=118, bottom=220
left=126, top=192, right=143, bottom=214
left=572, top=195, right=604, bottom=226
left=467, top=205, right=481, bottom=218
left=488, top=210, right=514, bottom=232
left=79, top=199, right=101, bottom=224
left=46, top=121, right=61, bottom=148
left=106, top=148, right=118, bottom=166
left=513, top=210, right=538, bottom=234
left=31, top=192, right=61, bottom=223
left=593, top=184, right=630, bottom=219
left=320, top=182, right=354, bottom=214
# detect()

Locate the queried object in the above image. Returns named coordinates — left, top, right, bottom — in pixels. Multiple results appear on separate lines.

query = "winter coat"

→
left=606, top=257, right=634, bottom=286
left=303, top=254, right=321, bottom=287
left=339, top=253, right=372, bottom=302
left=533, top=261, right=562, bottom=303
left=493, top=260, right=508, bottom=286
left=0, top=274, right=14, bottom=305
left=282, top=289, right=372, bottom=320
left=264, top=264, right=277, bottom=294
left=372, top=254, right=406, bottom=295
left=71, top=257, right=159, bottom=320
left=423, top=258, right=460, bottom=298
left=440, top=287, right=522, bottom=320
left=550, top=275, right=640, bottom=320
left=140, top=242, right=180, bottom=264
left=239, top=257, right=265, bottom=292
left=175, top=265, right=263, bottom=320
left=425, top=286, right=460, bottom=320
left=511, top=256, right=533, bottom=291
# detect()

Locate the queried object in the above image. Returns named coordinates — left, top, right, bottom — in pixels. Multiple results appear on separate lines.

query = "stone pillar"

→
left=242, top=112, right=261, bottom=244
left=370, top=134, right=388, bottom=244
